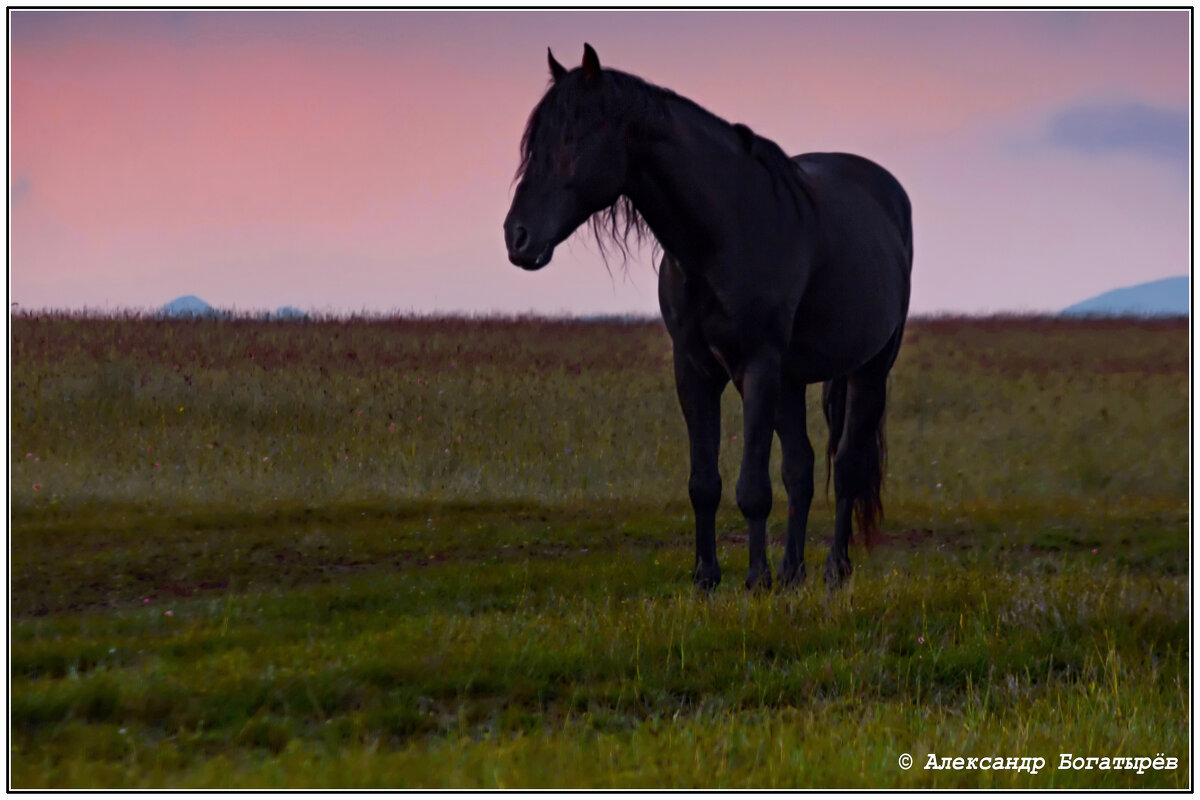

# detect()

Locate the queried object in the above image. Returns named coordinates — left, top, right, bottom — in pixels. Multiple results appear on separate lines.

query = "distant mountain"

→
left=158, top=297, right=310, bottom=320
left=1062, top=276, right=1188, bottom=317
left=272, top=306, right=308, bottom=320
left=574, top=313, right=657, bottom=324
left=160, top=295, right=215, bottom=317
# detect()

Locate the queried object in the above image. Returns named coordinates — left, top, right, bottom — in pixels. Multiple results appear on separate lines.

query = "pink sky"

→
left=9, top=10, right=1190, bottom=315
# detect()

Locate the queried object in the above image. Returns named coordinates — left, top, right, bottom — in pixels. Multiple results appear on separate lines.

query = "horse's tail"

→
left=822, top=375, right=887, bottom=546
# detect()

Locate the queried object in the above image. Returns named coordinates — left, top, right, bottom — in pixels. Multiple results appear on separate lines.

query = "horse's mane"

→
left=516, top=66, right=813, bottom=270
left=736, top=124, right=817, bottom=219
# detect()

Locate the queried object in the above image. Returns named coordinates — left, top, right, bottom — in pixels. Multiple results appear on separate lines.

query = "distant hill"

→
left=272, top=306, right=308, bottom=320
left=158, top=297, right=310, bottom=320
left=574, top=313, right=657, bottom=324
left=160, top=295, right=215, bottom=317
left=1062, top=276, right=1188, bottom=317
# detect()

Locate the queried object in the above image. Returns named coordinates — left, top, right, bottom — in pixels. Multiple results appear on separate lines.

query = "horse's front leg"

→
left=673, top=349, right=728, bottom=591
left=736, top=354, right=782, bottom=591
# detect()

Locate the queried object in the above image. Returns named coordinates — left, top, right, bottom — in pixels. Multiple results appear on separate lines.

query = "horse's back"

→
left=793, top=152, right=912, bottom=261
left=784, top=152, right=912, bottom=381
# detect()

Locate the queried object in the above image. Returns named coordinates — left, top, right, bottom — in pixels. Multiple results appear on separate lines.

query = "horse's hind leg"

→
left=775, top=373, right=813, bottom=587
left=826, top=349, right=893, bottom=588
left=673, top=348, right=728, bottom=590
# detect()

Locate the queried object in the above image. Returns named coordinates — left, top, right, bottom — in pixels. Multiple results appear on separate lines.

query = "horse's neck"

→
left=624, top=102, right=755, bottom=268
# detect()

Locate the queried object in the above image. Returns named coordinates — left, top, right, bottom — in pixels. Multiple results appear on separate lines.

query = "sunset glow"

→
left=9, top=10, right=1190, bottom=315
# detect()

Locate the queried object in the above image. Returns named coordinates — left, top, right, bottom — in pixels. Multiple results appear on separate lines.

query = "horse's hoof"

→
left=694, top=562, right=722, bottom=592
left=745, top=565, right=773, bottom=592
left=777, top=560, right=806, bottom=588
left=824, top=555, right=852, bottom=589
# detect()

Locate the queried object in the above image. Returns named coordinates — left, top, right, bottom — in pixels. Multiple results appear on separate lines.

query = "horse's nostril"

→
left=513, top=226, right=529, bottom=251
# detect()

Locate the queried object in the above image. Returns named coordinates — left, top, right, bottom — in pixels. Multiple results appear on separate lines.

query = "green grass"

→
left=10, top=314, right=1190, bottom=788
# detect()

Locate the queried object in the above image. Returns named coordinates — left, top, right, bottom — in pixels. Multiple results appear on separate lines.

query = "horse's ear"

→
left=581, top=43, right=601, bottom=83
left=548, top=48, right=567, bottom=82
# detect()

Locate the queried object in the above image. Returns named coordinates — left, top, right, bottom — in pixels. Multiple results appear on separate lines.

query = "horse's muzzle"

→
left=508, top=243, right=554, bottom=270
left=505, top=227, right=553, bottom=270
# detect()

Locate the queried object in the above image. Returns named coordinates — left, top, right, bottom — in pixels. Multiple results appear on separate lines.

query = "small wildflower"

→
left=263, top=456, right=269, bottom=462
left=444, top=448, right=450, bottom=454
left=935, top=482, right=943, bottom=489
left=389, top=423, right=395, bottom=431
left=1091, top=548, right=1098, bottom=554
left=417, top=416, right=422, bottom=421
left=450, top=361, right=456, bottom=367
left=357, top=410, right=363, bottom=416
left=33, top=483, right=40, bottom=490
left=918, top=636, right=925, bottom=644
left=732, top=435, right=738, bottom=441
left=119, top=728, right=127, bottom=735
left=109, top=648, right=116, bottom=654
left=34, top=457, right=39, bottom=462
left=164, top=610, right=173, bottom=616
left=143, top=598, right=151, bottom=605
left=147, top=446, right=152, bottom=452
left=344, top=456, right=350, bottom=461
left=456, top=435, right=462, bottom=441
left=25, top=453, right=32, bottom=458
left=155, top=463, right=161, bottom=469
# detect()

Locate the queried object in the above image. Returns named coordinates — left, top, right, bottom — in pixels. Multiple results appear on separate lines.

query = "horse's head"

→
left=504, top=44, right=630, bottom=270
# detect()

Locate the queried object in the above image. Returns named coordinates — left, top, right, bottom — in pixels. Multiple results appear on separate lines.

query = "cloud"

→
left=11, top=175, right=31, bottom=204
left=11, top=175, right=30, bottom=201
left=1045, top=101, right=1188, bottom=164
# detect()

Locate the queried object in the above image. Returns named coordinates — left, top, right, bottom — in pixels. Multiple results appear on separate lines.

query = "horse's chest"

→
left=661, top=256, right=790, bottom=378
left=698, top=310, right=762, bottom=378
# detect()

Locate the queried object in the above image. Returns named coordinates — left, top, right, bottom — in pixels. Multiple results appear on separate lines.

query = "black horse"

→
left=504, top=45, right=912, bottom=590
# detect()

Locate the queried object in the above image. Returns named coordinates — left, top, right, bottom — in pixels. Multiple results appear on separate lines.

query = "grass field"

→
left=9, top=313, right=1190, bottom=788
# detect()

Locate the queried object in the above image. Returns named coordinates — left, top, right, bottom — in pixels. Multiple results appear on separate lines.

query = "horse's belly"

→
left=779, top=346, right=847, bottom=384
left=786, top=274, right=901, bottom=380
